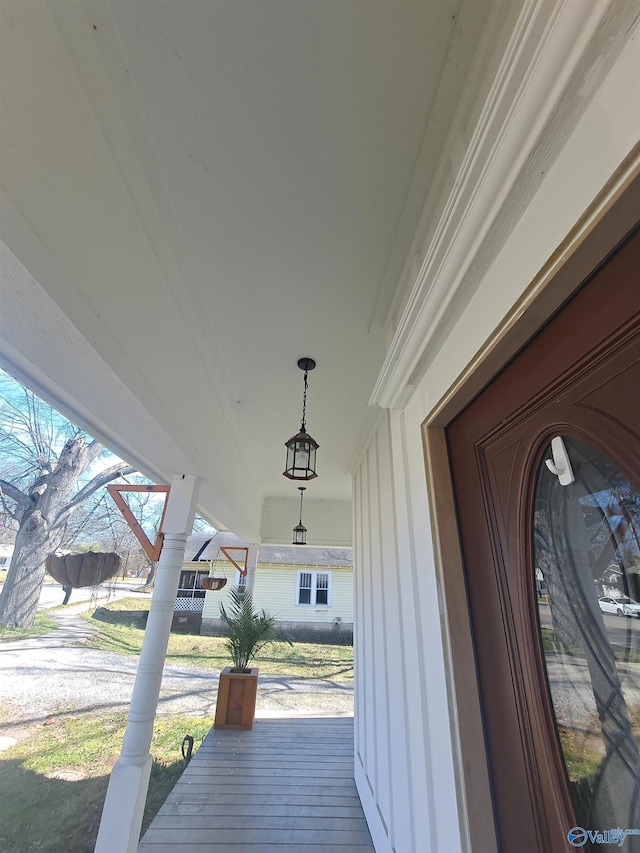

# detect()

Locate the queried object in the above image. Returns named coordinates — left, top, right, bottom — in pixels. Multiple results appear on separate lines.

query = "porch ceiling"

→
left=0, top=0, right=497, bottom=541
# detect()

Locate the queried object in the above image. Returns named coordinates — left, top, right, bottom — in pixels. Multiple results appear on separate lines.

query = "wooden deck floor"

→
left=138, top=715, right=374, bottom=852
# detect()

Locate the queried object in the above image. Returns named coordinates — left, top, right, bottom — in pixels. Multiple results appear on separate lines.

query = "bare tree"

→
left=0, top=382, right=135, bottom=627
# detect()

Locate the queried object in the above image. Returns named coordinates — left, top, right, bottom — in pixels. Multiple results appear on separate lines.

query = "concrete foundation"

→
left=201, top=617, right=353, bottom=645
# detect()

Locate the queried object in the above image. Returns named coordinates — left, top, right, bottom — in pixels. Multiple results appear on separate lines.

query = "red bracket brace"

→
left=106, top=484, right=170, bottom=562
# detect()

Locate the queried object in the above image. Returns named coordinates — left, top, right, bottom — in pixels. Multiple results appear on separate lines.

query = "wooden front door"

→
left=447, top=226, right=640, bottom=851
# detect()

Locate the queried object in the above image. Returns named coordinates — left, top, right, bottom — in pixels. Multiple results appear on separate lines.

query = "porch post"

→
left=95, top=474, right=199, bottom=853
left=245, top=544, right=258, bottom=595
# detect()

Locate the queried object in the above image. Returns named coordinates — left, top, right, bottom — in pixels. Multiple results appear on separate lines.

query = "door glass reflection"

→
left=534, top=435, right=640, bottom=848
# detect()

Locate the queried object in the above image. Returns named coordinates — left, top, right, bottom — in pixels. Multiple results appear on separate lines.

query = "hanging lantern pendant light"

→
left=293, top=487, right=307, bottom=545
left=283, top=357, right=319, bottom=480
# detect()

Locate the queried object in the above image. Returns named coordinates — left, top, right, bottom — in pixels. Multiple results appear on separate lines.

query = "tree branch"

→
left=53, top=464, right=136, bottom=526
left=0, top=479, right=27, bottom=507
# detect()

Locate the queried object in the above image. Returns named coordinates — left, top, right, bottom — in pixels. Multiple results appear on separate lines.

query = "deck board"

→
left=138, top=717, right=374, bottom=851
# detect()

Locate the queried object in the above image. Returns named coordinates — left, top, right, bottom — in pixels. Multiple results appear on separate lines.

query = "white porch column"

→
left=245, top=544, right=258, bottom=595
left=95, top=474, right=199, bottom=853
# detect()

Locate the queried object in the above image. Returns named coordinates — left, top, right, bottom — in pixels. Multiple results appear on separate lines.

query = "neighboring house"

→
left=176, top=532, right=353, bottom=643
left=595, top=564, right=624, bottom=598
left=595, top=564, right=640, bottom=602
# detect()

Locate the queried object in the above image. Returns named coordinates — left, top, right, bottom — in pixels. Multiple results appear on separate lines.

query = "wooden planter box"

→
left=214, top=667, right=259, bottom=730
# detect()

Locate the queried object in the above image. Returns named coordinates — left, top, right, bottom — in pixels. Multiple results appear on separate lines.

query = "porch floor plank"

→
left=138, top=717, right=374, bottom=851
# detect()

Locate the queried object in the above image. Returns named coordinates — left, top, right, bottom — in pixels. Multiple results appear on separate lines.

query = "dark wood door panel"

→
left=447, top=226, right=640, bottom=851
left=450, top=229, right=640, bottom=446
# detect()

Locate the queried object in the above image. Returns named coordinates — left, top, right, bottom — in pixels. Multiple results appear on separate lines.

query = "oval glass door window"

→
left=534, top=435, right=640, bottom=844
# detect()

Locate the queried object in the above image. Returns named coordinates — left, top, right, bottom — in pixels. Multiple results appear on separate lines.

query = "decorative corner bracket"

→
left=220, top=546, right=249, bottom=577
left=106, top=484, right=171, bottom=561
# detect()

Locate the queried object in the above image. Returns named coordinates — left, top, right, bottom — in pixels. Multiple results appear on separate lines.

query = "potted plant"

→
left=214, top=587, right=285, bottom=730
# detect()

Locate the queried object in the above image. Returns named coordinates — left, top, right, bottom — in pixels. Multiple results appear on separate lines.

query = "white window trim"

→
left=296, top=569, right=332, bottom=607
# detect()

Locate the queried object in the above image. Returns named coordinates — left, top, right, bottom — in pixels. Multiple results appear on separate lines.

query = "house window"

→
left=236, top=570, right=247, bottom=593
left=316, top=572, right=329, bottom=605
left=298, top=572, right=312, bottom=604
left=296, top=570, right=331, bottom=606
left=177, top=569, right=208, bottom=598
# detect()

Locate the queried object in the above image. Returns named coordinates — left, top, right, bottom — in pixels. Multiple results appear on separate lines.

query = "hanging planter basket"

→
left=199, top=545, right=236, bottom=592
left=45, top=552, right=121, bottom=588
left=201, top=576, right=228, bottom=591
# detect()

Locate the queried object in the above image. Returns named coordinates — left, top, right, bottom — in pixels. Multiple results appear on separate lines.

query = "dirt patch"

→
left=0, top=702, right=57, bottom=749
left=91, top=606, right=148, bottom=628
left=45, top=768, right=85, bottom=781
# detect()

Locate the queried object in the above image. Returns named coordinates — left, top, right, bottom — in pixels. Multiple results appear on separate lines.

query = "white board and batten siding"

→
left=354, top=408, right=460, bottom=853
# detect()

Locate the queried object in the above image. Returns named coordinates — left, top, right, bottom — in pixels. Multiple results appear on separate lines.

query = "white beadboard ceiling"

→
left=0, top=0, right=499, bottom=541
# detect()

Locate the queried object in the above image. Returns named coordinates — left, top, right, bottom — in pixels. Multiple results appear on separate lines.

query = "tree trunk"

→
left=0, top=509, right=66, bottom=627
left=143, top=561, right=158, bottom=589
left=0, top=435, right=132, bottom=628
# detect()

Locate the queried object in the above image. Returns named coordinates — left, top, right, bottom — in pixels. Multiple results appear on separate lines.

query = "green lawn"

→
left=0, top=597, right=353, bottom=852
left=86, top=597, right=354, bottom=682
left=0, top=569, right=59, bottom=585
left=0, top=611, right=57, bottom=643
left=0, top=708, right=212, bottom=853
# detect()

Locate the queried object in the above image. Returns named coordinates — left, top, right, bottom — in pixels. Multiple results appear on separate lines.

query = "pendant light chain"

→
left=300, top=369, right=308, bottom=432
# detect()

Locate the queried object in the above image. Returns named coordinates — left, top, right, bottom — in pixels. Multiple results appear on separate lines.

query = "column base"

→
left=94, top=755, right=153, bottom=853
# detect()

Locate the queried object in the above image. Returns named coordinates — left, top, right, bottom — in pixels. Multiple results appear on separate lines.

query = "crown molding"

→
left=370, top=0, right=631, bottom=410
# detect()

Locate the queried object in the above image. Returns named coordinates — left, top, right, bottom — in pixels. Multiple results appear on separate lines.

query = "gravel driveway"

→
left=0, top=610, right=354, bottom=726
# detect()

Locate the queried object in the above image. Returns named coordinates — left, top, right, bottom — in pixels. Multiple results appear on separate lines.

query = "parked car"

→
left=598, top=596, right=640, bottom=617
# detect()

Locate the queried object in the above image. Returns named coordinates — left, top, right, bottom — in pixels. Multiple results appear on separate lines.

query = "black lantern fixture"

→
left=293, top=486, right=307, bottom=545
left=283, top=357, right=319, bottom=480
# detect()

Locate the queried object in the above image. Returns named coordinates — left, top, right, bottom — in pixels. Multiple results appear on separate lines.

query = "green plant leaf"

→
left=219, top=588, right=289, bottom=672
